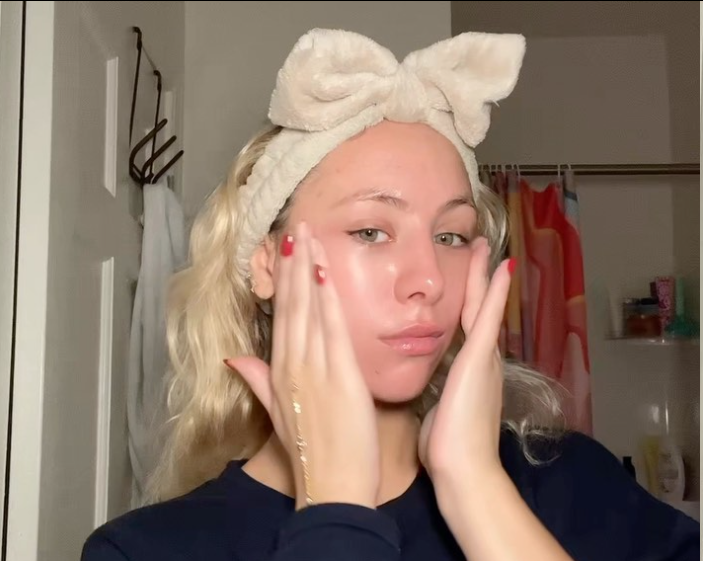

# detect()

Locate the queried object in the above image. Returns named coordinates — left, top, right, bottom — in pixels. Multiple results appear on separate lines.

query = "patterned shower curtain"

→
left=482, top=168, right=592, bottom=434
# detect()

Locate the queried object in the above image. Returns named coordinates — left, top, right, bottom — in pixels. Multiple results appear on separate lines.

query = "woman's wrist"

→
left=432, top=462, right=508, bottom=524
left=433, top=464, right=572, bottom=561
left=436, top=467, right=518, bottom=556
left=294, top=472, right=377, bottom=511
left=430, top=455, right=504, bottom=501
left=295, top=492, right=377, bottom=512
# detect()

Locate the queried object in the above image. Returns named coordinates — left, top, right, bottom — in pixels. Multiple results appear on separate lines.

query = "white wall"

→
left=452, top=0, right=699, bottom=162
left=182, top=0, right=451, bottom=219
left=476, top=35, right=671, bottom=164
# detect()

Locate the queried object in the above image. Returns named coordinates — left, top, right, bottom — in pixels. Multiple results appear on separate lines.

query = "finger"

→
left=314, top=241, right=356, bottom=380
left=308, top=236, right=327, bottom=372
left=285, top=221, right=313, bottom=381
left=466, top=258, right=514, bottom=353
left=461, top=237, right=490, bottom=334
left=271, top=228, right=295, bottom=375
left=224, top=357, right=273, bottom=413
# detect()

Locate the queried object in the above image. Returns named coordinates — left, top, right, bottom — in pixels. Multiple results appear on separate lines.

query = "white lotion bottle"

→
left=657, top=435, right=686, bottom=502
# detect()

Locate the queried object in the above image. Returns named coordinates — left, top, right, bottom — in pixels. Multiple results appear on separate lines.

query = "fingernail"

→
left=313, top=264, right=326, bottom=285
left=508, top=258, right=517, bottom=275
left=223, top=359, right=230, bottom=367
left=280, top=234, right=294, bottom=257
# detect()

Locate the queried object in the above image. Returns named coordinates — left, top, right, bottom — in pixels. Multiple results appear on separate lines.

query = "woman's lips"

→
left=379, top=324, right=444, bottom=356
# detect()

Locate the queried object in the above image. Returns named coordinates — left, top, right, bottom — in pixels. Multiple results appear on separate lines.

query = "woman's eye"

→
left=435, top=233, right=468, bottom=247
left=352, top=229, right=390, bottom=243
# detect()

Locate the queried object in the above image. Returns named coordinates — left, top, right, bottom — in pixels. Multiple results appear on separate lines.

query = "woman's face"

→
left=270, top=121, right=478, bottom=403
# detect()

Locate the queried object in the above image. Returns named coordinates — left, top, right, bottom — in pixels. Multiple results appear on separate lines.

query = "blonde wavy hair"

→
left=145, top=124, right=567, bottom=504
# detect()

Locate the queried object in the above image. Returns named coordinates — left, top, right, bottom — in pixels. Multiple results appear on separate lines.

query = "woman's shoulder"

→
left=81, top=473, right=235, bottom=561
left=498, top=429, right=599, bottom=506
left=500, top=427, right=617, bottom=473
left=499, top=427, right=680, bottom=506
left=500, top=429, right=700, bottom=560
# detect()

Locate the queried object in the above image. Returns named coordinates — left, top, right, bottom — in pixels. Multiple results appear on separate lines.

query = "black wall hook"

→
left=129, top=26, right=183, bottom=187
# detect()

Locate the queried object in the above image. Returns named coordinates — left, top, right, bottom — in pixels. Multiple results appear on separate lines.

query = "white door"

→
left=0, top=0, right=23, bottom=547
left=7, top=2, right=143, bottom=560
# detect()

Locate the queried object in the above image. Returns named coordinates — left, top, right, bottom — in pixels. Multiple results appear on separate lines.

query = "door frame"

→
left=0, top=1, right=24, bottom=559
left=3, top=2, right=54, bottom=560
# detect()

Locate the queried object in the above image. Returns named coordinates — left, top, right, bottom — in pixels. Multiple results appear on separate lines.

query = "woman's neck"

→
left=374, top=401, right=422, bottom=501
left=243, top=403, right=421, bottom=506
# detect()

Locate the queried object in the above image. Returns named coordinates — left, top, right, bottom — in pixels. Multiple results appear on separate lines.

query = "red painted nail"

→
left=508, top=258, right=517, bottom=275
left=280, top=234, right=294, bottom=257
left=313, top=264, right=326, bottom=285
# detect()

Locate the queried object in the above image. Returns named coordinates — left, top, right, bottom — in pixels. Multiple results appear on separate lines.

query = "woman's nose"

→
left=393, top=241, right=444, bottom=305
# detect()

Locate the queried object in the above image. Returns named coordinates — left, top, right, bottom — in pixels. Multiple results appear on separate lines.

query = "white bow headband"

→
left=235, top=28, right=526, bottom=277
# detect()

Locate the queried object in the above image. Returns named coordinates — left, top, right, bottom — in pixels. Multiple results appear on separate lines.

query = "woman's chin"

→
left=364, top=369, right=434, bottom=405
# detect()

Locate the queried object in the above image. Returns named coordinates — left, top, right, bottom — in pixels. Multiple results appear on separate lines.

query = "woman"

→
left=82, top=29, right=699, bottom=561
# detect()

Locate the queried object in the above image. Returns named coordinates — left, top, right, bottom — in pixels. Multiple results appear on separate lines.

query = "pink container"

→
left=654, top=276, right=675, bottom=329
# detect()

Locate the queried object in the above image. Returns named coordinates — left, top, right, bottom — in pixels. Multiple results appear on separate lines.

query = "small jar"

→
left=626, top=300, right=662, bottom=337
left=622, top=298, right=640, bottom=334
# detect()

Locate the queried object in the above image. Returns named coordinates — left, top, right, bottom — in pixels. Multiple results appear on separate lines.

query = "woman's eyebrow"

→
left=333, top=188, right=407, bottom=209
left=333, top=188, right=473, bottom=213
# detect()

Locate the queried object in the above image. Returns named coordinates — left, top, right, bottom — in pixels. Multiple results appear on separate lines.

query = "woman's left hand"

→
left=419, top=236, right=514, bottom=490
left=418, top=239, right=575, bottom=561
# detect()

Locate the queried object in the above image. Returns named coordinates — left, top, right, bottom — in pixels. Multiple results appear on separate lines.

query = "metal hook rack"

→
left=128, top=26, right=183, bottom=187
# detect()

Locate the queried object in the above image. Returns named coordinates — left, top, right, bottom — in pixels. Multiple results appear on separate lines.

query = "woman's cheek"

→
left=324, top=243, right=397, bottom=328
left=323, top=237, right=371, bottom=287
left=441, top=253, right=471, bottom=301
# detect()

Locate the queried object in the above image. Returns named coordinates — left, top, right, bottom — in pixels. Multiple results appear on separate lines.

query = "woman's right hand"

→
left=225, top=222, right=379, bottom=511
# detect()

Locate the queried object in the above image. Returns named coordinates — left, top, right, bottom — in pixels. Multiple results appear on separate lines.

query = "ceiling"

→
left=451, top=1, right=699, bottom=38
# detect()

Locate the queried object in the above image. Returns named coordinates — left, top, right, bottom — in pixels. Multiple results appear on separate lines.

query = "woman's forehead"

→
left=295, top=121, right=472, bottom=209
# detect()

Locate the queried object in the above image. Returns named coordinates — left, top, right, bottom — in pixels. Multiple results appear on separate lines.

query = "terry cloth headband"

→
left=235, top=28, right=526, bottom=277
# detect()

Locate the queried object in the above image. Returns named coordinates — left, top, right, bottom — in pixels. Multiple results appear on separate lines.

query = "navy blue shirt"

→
left=81, top=431, right=699, bottom=560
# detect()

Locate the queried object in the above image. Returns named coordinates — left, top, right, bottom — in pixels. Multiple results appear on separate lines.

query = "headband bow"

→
left=269, top=28, right=525, bottom=147
left=235, top=29, right=526, bottom=277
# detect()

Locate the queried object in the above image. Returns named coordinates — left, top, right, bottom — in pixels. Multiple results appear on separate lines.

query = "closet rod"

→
left=480, top=163, right=700, bottom=176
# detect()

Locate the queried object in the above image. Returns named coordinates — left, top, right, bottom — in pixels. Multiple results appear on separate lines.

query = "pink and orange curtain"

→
left=482, top=168, right=592, bottom=435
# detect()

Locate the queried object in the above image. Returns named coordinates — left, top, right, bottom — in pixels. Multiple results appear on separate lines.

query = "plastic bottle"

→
left=656, top=435, right=686, bottom=502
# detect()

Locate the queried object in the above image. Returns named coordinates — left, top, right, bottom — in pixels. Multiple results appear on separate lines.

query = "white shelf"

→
left=606, top=336, right=699, bottom=346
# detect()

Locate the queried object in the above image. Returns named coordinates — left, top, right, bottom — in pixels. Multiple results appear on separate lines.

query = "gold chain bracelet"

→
left=291, top=380, right=313, bottom=506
